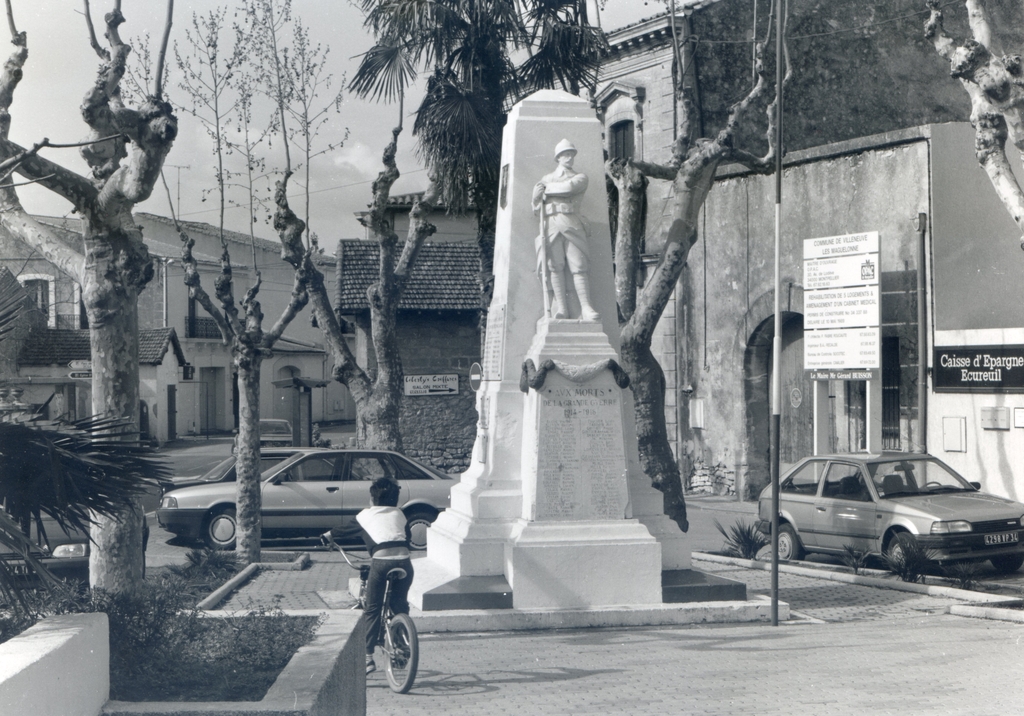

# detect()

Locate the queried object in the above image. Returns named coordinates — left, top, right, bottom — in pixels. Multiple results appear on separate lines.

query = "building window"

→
left=19, top=274, right=55, bottom=328
left=186, top=295, right=221, bottom=339
left=881, top=336, right=901, bottom=450
left=609, top=120, right=635, bottom=161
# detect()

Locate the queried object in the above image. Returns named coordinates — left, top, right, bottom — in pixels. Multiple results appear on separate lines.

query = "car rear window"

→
left=261, top=420, right=292, bottom=434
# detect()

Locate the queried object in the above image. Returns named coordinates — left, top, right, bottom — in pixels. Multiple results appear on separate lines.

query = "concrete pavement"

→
left=218, top=550, right=1024, bottom=715
left=145, top=446, right=1024, bottom=715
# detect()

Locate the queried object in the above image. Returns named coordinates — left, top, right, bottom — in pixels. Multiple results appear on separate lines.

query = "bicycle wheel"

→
left=384, top=613, right=418, bottom=694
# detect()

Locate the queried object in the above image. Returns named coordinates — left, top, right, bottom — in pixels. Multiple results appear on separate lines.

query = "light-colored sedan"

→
left=157, top=448, right=454, bottom=550
left=756, top=452, right=1024, bottom=573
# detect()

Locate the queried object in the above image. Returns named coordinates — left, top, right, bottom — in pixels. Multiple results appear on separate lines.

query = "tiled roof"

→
left=18, top=329, right=90, bottom=365
left=335, top=241, right=480, bottom=312
left=20, top=328, right=187, bottom=366
left=139, top=328, right=187, bottom=366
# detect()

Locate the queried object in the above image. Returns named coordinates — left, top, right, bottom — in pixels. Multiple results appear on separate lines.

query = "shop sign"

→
left=404, top=374, right=459, bottom=396
left=933, top=346, right=1024, bottom=392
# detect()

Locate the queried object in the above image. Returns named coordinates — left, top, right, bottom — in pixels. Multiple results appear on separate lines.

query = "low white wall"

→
left=0, top=613, right=109, bottom=716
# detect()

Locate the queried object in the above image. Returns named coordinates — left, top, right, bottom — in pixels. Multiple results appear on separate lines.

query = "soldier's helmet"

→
left=554, top=138, right=577, bottom=160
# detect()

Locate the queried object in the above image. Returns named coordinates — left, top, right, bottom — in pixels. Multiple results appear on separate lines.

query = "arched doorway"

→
left=743, top=312, right=814, bottom=498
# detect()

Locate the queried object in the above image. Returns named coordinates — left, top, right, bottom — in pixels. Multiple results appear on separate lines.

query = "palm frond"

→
left=349, top=43, right=417, bottom=103
left=0, top=416, right=170, bottom=540
left=413, top=70, right=502, bottom=208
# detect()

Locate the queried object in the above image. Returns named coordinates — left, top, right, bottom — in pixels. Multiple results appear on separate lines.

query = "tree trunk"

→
left=235, top=357, right=263, bottom=564
left=86, top=264, right=145, bottom=591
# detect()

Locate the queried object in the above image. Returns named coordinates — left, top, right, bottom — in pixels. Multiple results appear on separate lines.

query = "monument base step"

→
left=420, top=575, right=514, bottom=611
left=662, top=569, right=747, bottom=603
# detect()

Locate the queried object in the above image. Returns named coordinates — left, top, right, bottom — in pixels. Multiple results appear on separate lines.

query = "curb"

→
left=948, top=601, right=1024, bottom=623
left=197, top=552, right=311, bottom=610
left=693, top=552, right=1017, bottom=603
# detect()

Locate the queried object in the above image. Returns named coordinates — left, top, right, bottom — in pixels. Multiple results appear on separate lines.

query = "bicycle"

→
left=320, top=532, right=419, bottom=693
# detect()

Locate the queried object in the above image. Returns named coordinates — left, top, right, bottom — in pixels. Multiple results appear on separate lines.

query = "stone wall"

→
left=397, top=311, right=479, bottom=473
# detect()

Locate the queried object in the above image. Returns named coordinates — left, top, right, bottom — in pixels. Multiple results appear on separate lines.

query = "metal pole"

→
left=916, top=213, right=928, bottom=452
left=770, top=0, right=785, bottom=628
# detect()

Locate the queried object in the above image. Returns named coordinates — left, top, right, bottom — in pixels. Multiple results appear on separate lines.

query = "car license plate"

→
left=985, top=532, right=1020, bottom=546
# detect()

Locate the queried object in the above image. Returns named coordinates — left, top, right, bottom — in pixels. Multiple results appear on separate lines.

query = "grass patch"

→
left=1, top=548, right=319, bottom=701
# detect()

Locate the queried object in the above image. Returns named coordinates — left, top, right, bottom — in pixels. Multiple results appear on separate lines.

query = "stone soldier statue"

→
left=532, top=138, right=600, bottom=321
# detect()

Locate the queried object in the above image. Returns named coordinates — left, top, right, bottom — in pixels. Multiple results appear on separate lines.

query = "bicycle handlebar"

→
left=320, top=531, right=370, bottom=570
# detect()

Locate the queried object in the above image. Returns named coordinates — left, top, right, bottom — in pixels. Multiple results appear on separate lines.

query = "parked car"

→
left=2, top=513, right=150, bottom=587
left=166, top=448, right=301, bottom=491
left=259, top=419, right=294, bottom=447
left=756, top=452, right=1024, bottom=573
left=157, top=448, right=454, bottom=551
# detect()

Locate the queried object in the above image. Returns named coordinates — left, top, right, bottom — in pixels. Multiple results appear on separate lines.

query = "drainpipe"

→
left=916, top=213, right=928, bottom=452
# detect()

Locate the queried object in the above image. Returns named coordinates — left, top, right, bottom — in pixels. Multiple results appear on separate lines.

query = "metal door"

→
left=261, top=454, right=344, bottom=535
left=813, top=462, right=878, bottom=552
left=166, top=385, right=176, bottom=441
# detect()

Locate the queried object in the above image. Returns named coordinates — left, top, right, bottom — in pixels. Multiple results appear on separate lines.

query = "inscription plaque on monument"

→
left=534, top=377, right=628, bottom=521
left=482, top=304, right=506, bottom=380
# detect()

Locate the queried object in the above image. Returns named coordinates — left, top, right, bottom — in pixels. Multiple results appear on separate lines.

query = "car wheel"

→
left=885, top=532, right=913, bottom=563
left=405, top=509, right=438, bottom=551
left=990, top=554, right=1024, bottom=574
left=203, top=507, right=237, bottom=550
left=777, top=523, right=804, bottom=561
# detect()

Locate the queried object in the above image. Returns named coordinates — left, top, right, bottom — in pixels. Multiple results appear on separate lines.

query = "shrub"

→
left=883, top=535, right=936, bottom=583
left=164, top=548, right=240, bottom=599
left=839, top=545, right=871, bottom=575
left=942, top=560, right=983, bottom=591
left=714, top=519, right=769, bottom=560
left=2, top=575, right=318, bottom=701
left=312, top=423, right=332, bottom=448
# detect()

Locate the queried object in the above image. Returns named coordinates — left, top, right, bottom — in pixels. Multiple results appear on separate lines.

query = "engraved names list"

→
left=535, top=380, right=628, bottom=521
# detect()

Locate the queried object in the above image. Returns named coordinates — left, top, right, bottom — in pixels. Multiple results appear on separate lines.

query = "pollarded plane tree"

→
left=171, top=1, right=308, bottom=565
left=0, top=0, right=177, bottom=591
left=606, top=2, right=789, bottom=531
left=926, top=0, right=1024, bottom=237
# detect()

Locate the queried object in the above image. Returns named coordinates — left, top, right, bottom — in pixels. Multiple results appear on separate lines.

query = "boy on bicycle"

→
left=322, top=476, right=414, bottom=675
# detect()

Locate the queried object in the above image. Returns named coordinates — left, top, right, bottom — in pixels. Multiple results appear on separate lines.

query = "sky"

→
left=8, top=0, right=668, bottom=252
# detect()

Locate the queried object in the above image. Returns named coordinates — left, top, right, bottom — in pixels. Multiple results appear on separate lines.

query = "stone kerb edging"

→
left=102, top=610, right=365, bottom=716
left=948, top=602, right=1024, bottom=623
left=693, top=552, right=1017, bottom=604
left=198, top=552, right=311, bottom=611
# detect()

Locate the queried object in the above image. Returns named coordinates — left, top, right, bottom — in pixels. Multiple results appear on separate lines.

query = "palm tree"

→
left=0, top=284, right=168, bottom=608
left=349, top=0, right=606, bottom=312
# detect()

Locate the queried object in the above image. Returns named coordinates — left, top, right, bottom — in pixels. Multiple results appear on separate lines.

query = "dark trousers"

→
left=363, top=557, right=413, bottom=655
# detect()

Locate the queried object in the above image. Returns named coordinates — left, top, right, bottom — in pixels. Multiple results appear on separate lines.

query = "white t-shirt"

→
left=356, top=506, right=407, bottom=545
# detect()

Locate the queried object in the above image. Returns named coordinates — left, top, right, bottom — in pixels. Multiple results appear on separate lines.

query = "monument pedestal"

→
left=502, top=319, right=662, bottom=609
left=505, top=520, right=662, bottom=608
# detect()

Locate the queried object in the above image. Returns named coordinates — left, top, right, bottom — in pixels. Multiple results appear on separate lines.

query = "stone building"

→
left=596, top=4, right=1024, bottom=501
left=334, top=239, right=481, bottom=473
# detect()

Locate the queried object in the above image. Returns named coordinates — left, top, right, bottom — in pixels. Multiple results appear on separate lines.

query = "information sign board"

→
left=803, top=231, right=880, bottom=378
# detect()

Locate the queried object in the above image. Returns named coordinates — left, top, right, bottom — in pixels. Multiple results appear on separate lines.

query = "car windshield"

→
left=261, top=420, right=291, bottom=435
left=198, top=457, right=235, bottom=482
left=868, top=458, right=973, bottom=498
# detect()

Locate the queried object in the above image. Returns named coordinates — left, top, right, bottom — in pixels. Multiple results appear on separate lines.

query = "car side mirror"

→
left=970, top=481, right=981, bottom=490
left=272, top=473, right=291, bottom=485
